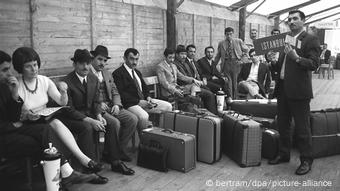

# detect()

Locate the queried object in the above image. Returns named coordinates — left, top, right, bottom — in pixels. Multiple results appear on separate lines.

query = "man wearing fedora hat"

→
left=62, top=49, right=135, bottom=175
left=90, top=45, right=137, bottom=162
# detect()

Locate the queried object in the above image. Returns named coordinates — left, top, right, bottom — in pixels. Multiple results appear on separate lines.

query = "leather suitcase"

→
left=221, top=111, right=262, bottom=167
left=230, top=99, right=277, bottom=119
left=141, top=127, right=196, bottom=172
left=161, top=111, right=221, bottom=164
left=310, top=109, right=340, bottom=158
left=262, top=128, right=279, bottom=159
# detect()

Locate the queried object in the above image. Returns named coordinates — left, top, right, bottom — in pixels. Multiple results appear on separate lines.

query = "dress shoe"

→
left=295, top=161, right=312, bottom=175
left=88, top=174, right=109, bottom=184
left=61, top=171, right=95, bottom=188
left=111, top=161, right=135, bottom=175
left=87, top=160, right=104, bottom=173
left=120, top=153, right=132, bottom=162
left=268, top=155, right=290, bottom=165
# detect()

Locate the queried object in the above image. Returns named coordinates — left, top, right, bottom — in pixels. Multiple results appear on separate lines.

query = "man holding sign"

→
left=268, top=10, right=320, bottom=176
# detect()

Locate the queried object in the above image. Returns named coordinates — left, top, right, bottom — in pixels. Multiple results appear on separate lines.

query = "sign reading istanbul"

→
left=253, top=32, right=288, bottom=55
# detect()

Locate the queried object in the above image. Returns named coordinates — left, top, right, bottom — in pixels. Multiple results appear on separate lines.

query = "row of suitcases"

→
left=141, top=104, right=340, bottom=173
left=140, top=109, right=274, bottom=173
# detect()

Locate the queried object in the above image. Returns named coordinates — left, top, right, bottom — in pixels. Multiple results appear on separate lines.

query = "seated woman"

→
left=0, top=50, right=106, bottom=189
left=12, top=47, right=103, bottom=174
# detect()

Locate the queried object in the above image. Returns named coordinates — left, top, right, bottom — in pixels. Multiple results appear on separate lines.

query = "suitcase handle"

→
left=161, top=129, right=174, bottom=134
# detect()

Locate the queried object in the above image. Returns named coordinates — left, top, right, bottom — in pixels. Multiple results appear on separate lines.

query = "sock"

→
left=61, top=163, right=74, bottom=178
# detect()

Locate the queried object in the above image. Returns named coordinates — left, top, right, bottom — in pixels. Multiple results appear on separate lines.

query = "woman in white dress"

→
left=12, top=47, right=103, bottom=173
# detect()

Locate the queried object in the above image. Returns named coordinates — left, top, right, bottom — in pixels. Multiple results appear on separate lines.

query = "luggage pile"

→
left=138, top=98, right=340, bottom=173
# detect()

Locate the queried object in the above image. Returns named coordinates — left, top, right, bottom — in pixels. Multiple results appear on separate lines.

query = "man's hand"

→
left=193, top=79, right=203, bottom=87
left=174, top=89, right=184, bottom=97
left=100, top=102, right=110, bottom=112
left=12, top=121, right=23, bottom=128
left=57, top=81, right=68, bottom=93
left=110, top=105, right=120, bottom=116
left=139, top=99, right=153, bottom=109
left=284, top=44, right=299, bottom=60
left=212, top=76, right=219, bottom=80
left=97, top=114, right=107, bottom=126
left=84, top=117, right=106, bottom=132
left=7, top=76, right=19, bottom=100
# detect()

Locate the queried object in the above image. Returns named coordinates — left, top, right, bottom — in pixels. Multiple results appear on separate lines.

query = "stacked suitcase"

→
left=221, top=111, right=262, bottom=167
left=310, top=109, right=340, bottom=158
left=141, top=127, right=196, bottom=172
left=161, top=111, right=222, bottom=164
left=230, top=99, right=277, bottom=118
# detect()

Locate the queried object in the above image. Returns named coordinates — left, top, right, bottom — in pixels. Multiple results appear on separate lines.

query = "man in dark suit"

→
left=268, top=10, right=321, bottom=175
left=90, top=45, right=137, bottom=162
left=63, top=49, right=135, bottom=175
left=175, top=44, right=217, bottom=114
left=0, top=50, right=104, bottom=188
left=112, top=48, right=172, bottom=136
left=238, top=48, right=271, bottom=99
left=197, top=46, right=231, bottom=98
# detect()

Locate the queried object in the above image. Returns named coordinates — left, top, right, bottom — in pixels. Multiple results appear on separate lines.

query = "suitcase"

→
left=141, top=127, right=196, bottom=172
left=230, top=99, right=277, bottom=119
left=221, top=111, right=262, bottom=167
left=310, top=109, right=340, bottom=158
left=252, top=116, right=278, bottom=130
left=161, top=111, right=221, bottom=164
left=262, top=128, right=280, bottom=159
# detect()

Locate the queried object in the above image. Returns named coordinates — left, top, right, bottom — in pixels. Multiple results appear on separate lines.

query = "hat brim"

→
left=90, top=51, right=111, bottom=59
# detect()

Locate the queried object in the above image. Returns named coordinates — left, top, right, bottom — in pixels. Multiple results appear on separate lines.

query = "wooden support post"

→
left=210, top=17, right=213, bottom=46
left=274, top=17, right=280, bottom=30
left=132, top=4, right=137, bottom=48
left=167, top=0, right=176, bottom=50
left=239, top=7, right=246, bottom=41
left=29, top=0, right=37, bottom=49
left=90, top=0, right=96, bottom=50
left=192, top=14, right=196, bottom=45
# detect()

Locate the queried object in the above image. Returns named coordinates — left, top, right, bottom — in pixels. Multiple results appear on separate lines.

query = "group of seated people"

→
left=0, top=42, right=273, bottom=189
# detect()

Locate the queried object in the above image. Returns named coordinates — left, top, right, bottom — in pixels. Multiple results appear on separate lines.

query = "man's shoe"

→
left=87, top=160, right=104, bottom=173
left=61, top=171, right=95, bottom=188
left=268, top=155, right=290, bottom=165
left=88, top=174, right=109, bottom=184
left=295, top=161, right=312, bottom=175
left=111, top=161, right=135, bottom=175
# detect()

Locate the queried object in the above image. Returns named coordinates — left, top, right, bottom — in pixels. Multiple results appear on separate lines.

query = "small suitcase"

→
left=310, top=109, right=340, bottom=158
left=141, top=127, right=196, bottom=172
left=161, top=111, right=222, bottom=164
left=262, top=128, right=280, bottom=159
left=221, top=111, right=262, bottom=167
left=230, top=99, right=277, bottom=119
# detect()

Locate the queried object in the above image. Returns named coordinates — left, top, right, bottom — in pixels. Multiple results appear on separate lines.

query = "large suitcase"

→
left=221, top=111, right=262, bottom=167
left=230, top=99, right=277, bottom=119
left=141, top=127, right=196, bottom=172
left=262, top=128, right=280, bottom=159
left=161, top=111, right=221, bottom=164
left=310, top=109, right=340, bottom=158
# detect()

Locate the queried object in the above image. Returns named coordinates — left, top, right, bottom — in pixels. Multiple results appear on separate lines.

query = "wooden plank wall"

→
left=0, top=0, right=166, bottom=77
left=176, top=12, right=273, bottom=60
left=0, top=0, right=276, bottom=77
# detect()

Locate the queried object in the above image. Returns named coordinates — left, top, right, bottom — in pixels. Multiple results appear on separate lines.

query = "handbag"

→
left=137, top=140, right=168, bottom=172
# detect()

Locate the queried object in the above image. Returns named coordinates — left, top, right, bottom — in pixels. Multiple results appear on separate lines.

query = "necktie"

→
left=132, top=70, right=144, bottom=100
left=82, top=78, right=87, bottom=92
left=227, top=39, right=232, bottom=59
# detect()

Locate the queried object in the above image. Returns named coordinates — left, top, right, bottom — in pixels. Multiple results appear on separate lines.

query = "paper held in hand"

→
left=35, top=107, right=66, bottom=116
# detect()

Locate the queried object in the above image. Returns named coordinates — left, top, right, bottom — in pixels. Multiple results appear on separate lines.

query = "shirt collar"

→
left=123, top=63, right=133, bottom=72
left=90, top=65, right=103, bottom=82
left=75, top=71, right=87, bottom=83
